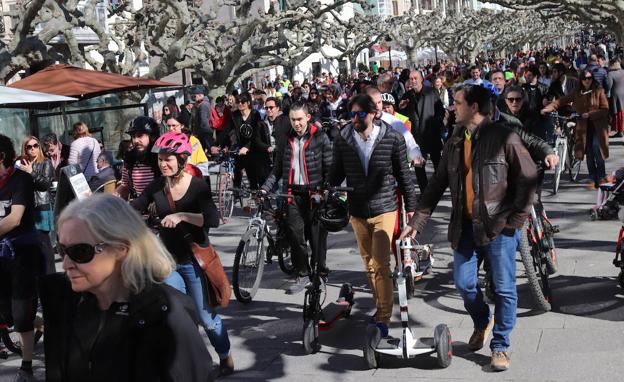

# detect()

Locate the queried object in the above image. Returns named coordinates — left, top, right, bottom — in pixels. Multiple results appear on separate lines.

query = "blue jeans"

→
left=165, top=262, right=231, bottom=359
left=586, top=130, right=606, bottom=183
left=454, top=220, right=520, bottom=352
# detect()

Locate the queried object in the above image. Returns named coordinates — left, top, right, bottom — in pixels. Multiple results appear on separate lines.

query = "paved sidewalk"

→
left=1, top=139, right=624, bottom=381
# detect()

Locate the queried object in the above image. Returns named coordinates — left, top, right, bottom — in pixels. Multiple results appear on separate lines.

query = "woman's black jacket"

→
left=40, top=273, right=214, bottom=382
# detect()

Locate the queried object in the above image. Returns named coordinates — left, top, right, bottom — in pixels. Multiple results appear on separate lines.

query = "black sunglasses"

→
left=59, top=242, right=106, bottom=264
left=349, top=111, right=368, bottom=119
left=26, top=143, right=40, bottom=150
left=583, top=76, right=593, bottom=80
left=506, top=97, right=523, bottom=103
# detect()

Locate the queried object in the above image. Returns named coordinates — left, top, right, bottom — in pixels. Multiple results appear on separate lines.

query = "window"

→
left=422, top=0, right=432, bottom=10
left=392, top=0, right=399, bottom=15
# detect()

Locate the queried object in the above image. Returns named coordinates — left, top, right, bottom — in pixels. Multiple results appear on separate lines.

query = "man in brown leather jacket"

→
left=401, top=85, right=537, bottom=372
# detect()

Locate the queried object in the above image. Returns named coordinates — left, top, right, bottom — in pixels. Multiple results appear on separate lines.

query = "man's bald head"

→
left=408, top=69, right=423, bottom=91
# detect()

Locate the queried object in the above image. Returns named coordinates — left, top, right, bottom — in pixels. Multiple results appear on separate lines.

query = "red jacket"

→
left=211, top=106, right=230, bottom=131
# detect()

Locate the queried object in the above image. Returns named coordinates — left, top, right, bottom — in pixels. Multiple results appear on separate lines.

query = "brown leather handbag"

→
left=164, top=186, right=231, bottom=308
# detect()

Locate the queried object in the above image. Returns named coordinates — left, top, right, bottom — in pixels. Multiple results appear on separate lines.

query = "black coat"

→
left=40, top=273, right=214, bottom=382
left=399, top=87, right=445, bottom=154
left=329, top=120, right=417, bottom=219
left=31, top=158, right=54, bottom=208
left=262, top=124, right=331, bottom=191
left=88, top=166, right=117, bottom=191
left=225, top=110, right=271, bottom=160
left=267, top=113, right=292, bottom=153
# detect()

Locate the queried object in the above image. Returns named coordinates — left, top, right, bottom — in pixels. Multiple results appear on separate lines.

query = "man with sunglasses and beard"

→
left=329, top=94, right=416, bottom=340
left=0, top=134, right=43, bottom=382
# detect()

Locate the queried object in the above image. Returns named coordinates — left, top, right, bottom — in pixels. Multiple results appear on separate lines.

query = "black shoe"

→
left=317, top=264, right=330, bottom=276
left=286, top=276, right=310, bottom=295
left=218, top=354, right=234, bottom=376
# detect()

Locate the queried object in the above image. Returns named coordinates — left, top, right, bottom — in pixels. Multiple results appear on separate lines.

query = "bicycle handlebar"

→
left=287, top=184, right=354, bottom=193
left=548, top=111, right=580, bottom=120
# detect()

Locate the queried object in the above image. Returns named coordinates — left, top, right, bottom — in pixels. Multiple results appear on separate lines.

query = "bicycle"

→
left=231, top=190, right=295, bottom=304
left=549, top=112, right=580, bottom=193
left=215, top=152, right=237, bottom=224
left=0, top=315, right=44, bottom=359
left=286, top=184, right=355, bottom=354
left=518, top=198, right=559, bottom=312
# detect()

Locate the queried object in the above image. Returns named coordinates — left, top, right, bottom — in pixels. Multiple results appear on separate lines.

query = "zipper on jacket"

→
left=88, top=310, right=108, bottom=376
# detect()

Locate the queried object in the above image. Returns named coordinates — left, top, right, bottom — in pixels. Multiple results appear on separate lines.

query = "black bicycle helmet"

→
left=126, top=116, right=160, bottom=136
left=319, top=191, right=349, bottom=232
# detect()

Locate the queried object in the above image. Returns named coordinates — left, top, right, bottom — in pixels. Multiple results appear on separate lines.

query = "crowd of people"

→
left=0, top=32, right=623, bottom=381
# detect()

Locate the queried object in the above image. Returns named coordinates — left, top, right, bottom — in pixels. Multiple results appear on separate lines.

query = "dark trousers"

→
left=415, top=149, right=441, bottom=193
left=233, top=155, right=271, bottom=190
left=286, top=195, right=328, bottom=276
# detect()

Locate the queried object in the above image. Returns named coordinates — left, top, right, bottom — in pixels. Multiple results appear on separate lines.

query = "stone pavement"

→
left=1, top=139, right=624, bottom=381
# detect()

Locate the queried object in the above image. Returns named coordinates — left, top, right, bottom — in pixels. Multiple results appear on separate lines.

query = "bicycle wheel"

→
left=277, top=242, right=296, bottom=276
left=518, top=221, right=552, bottom=312
left=553, top=140, right=566, bottom=194
left=538, top=209, right=558, bottom=275
left=0, top=328, right=21, bottom=356
left=566, top=136, right=581, bottom=182
left=218, top=174, right=234, bottom=224
left=303, top=319, right=321, bottom=354
left=232, top=225, right=266, bottom=304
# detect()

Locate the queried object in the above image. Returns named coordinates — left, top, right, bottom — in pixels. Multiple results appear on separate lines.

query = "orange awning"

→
left=8, top=64, right=177, bottom=99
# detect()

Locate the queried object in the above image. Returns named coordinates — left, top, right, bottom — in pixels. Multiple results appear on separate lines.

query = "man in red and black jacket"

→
left=261, top=101, right=332, bottom=295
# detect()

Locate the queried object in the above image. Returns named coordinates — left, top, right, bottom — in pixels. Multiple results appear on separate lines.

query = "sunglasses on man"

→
left=349, top=111, right=368, bottom=119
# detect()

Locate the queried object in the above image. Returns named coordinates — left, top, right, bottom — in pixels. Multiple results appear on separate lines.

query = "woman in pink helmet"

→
left=131, top=131, right=234, bottom=375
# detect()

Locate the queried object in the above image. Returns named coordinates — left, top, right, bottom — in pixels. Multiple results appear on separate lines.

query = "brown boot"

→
left=467, top=316, right=494, bottom=351
left=219, top=354, right=234, bottom=376
left=491, top=351, right=510, bottom=371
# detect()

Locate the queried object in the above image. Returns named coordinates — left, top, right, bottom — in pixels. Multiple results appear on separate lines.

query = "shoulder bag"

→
left=164, top=185, right=231, bottom=308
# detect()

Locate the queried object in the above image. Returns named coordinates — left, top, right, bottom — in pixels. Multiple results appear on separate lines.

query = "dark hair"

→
left=42, top=132, right=59, bottom=146
left=215, top=96, right=225, bottom=104
left=0, top=134, right=16, bottom=168
left=116, top=139, right=132, bottom=161
left=552, top=63, right=566, bottom=73
left=348, top=94, right=377, bottom=114
left=265, top=97, right=280, bottom=108
left=527, top=65, right=540, bottom=77
left=289, top=101, right=308, bottom=114
left=454, top=85, right=492, bottom=116
left=469, top=65, right=480, bottom=72
left=235, top=92, right=252, bottom=105
left=97, top=152, right=112, bottom=164
left=489, top=69, right=504, bottom=79
left=503, top=85, right=525, bottom=99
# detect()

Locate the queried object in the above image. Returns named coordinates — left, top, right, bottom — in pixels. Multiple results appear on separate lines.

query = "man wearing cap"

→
left=191, top=88, right=215, bottom=154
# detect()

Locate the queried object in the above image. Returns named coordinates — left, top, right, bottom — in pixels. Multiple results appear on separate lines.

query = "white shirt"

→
left=379, top=112, right=422, bottom=161
left=353, top=123, right=380, bottom=176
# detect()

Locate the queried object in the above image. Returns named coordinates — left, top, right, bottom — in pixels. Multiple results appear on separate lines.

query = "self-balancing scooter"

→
left=363, top=238, right=453, bottom=369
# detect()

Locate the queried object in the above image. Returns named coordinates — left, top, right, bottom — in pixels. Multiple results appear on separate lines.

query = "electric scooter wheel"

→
left=363, top=325, right=381, bottom=369
left=303, top=319, right=321, bottom=354
left=433, top=324, right=452, bottom=368
left=618, top=270, right=624, bottom=289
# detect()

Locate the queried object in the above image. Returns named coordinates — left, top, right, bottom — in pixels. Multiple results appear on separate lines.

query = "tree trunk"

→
left=408, top=47, right=419, bottom=68
left=349, top=54, right=358, bottom=73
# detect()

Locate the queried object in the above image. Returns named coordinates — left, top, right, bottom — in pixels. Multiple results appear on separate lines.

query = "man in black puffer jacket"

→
left=329, top=94, right=417, bottom=336
left=262, top=102, right=332, bottom=294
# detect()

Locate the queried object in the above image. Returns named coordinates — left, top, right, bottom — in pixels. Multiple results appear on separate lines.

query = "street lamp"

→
left=385, top=35, right=393, bottom=70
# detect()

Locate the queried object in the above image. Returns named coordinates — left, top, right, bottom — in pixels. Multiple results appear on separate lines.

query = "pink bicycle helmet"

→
left=151, top=132, right=192, bottom=155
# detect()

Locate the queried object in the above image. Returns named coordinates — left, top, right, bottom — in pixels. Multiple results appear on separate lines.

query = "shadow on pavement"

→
left=549, top=274, right=624, bottom=321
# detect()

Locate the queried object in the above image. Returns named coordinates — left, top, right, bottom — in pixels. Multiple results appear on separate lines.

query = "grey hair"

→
left=58, top=194, right=175, bottom=294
